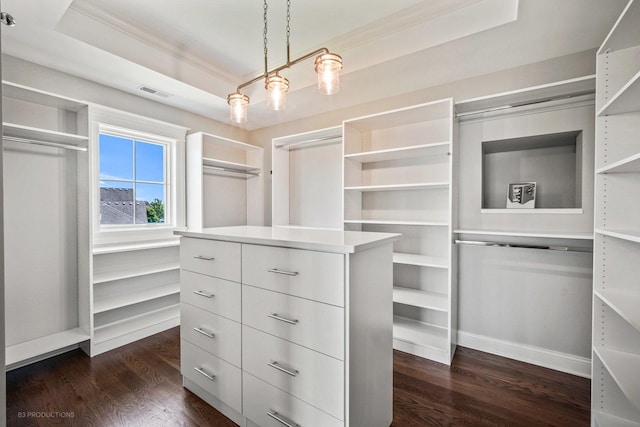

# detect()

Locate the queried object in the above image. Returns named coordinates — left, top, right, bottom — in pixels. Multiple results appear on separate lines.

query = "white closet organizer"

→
left=343, top=99, right=458, bottom=365
left=593, top=0, right=640, bottom=424
left=186, top=132, right=264, bottom=228
left=272, top=126, right=343, bottom=230
left=2, top=81, right=91, bottom=368
left=89, top=242, right=181, bottom=356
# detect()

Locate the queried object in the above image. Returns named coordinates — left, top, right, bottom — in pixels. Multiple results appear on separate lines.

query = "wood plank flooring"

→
left=6, top=327, right=590, bottom=426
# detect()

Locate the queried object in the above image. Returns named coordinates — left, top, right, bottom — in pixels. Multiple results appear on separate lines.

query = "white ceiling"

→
left=0, top=0, right=628, bottom=130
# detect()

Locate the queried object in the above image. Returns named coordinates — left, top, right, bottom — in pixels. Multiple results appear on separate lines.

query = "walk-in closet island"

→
left=175, top=226, right=400, bottom=427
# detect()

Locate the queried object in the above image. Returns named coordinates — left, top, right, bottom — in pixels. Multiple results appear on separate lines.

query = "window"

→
left=99, top=131, right=168, bottom=226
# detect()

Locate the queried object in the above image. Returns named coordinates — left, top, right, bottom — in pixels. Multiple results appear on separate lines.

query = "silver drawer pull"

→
left=268, top=361, right=299, bottom=377
left=193, top=290, right=214, bottom=298
left=267, top=411, right=300, bottom=427
left=193, top=327, right=215, bottom=339
left=193, top=366, right=215, bottom=381
left=268, top=313, right=299, bottom=325
left=194, top=255, right=215, bottom=261
left=268, top=268, right=299, bottom=276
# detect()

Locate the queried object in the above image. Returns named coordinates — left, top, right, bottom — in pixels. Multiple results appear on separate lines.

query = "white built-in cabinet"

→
left=272, top=126, right=343, bottom=229
left=2, top=81, right=91, bottom=367
left=592, top=0, right=640, bottom=424
left=186, top=132, right=264, bottom=228
left=343, top=99, right=458, bottom=365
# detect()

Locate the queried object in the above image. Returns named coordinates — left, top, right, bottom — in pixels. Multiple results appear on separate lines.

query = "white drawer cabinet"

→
left=243, top=285, right=345, bottom=360
left=243, top=372, right=343, bottom=427
left=176, top=227, right=398, bottom=427
left=180, top=237, right=241, bottom=282
left=180, top=270, right=241, bottom=322
left=242, top=244, right=345, bottom=306
left=181, top=340, right=242, bottom=413
left=181, top=303, right=241, bottom=367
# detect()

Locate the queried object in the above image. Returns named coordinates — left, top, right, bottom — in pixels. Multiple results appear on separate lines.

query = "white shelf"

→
left=595, top=229, right=640, bottom=244
left=594, top=347, right=640, bottom=414
left=392, top=316, right=448, bottom=351
left=456, top=75, right=596, bottom=116
left=344, top=182, right=449, bottom=192
left=345, top=219, right=448, bottom=226
left=597, top=152, right=640, bottom=174
left=3, top=122, right=88, bottom=146
left=92, top=238, right=180, bottom=255
left=393, top=287, right=448, bottom=312
left=344, top=142, right=450, bottom=163
left=202, top=157, right=260, bottom=173
left=594, top=410, right=640, bottom=427
left=5, top=328, right=90, bottom=366
left=93, top=303, right=180, bottom=344
left=93, top=261, right=180, bottom=284
left=393, top=252, right=448, bottom=269
left=598, top=69, right=640, bottom=116
left=480, top=208, right=583, bottom=214
left=599, top=0, right=640, bottom=53
left=93, top=283, right=180, bottom=314
left=455, top=229, right=594, bottom=240
left=595, top=290, right=640, bottom=332
left=2, top=80, right=88, bottom=111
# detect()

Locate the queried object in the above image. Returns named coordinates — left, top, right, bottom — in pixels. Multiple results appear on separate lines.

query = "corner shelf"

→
left=593, top=348, right=640, bottom=413
left=597, top=152, right=640, bottom=174
left=93, top=304, right=180, bottom=346
left=6, top=328, right=90, bottom=367
left=595, top=229, right=640, bottom=244
left=594, top=411, right=640, bottom=427
left=595, top=290, right=640, bottom=332
left=597, top=69, right=640, bottom=116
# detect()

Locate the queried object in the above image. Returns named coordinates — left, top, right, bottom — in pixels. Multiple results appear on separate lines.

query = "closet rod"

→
left=202, top=164, right=260, bottom=176
left=455, top=239, right=592, bottom=253
left=455, top=90, right=595, bottom=118
left=274, top=135, right=342, bottom=149
left=2, top=135, right=88, bottom=152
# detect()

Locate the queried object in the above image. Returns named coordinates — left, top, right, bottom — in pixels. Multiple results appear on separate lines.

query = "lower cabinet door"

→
left=181, top=340, right=242, bottom=413
left=243, top=372, right=343, bottom=427
left=242, top=325, right=344, bottom=420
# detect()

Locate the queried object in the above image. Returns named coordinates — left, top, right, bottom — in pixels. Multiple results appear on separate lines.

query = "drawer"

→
left=242, top=244, right=344, bottom=307
left=181, top=270, right=241, bottom=321
left=181, top=340, right=242, bottom=413
left=244, top=372, right=343, bottom=427
left=180, top=237, right=240, bottom=282
left=242, top=325, right=344, bottom=420
left=181, top=303, right=241, bottom=367
left=242, top=285, right=344, bottom=360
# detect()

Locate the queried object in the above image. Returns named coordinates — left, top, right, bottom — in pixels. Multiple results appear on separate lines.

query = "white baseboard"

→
left=457, top=330, right=591, bottom=378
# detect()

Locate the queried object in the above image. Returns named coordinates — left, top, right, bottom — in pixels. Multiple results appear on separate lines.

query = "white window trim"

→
left=90, top=105, right=188, bottom=246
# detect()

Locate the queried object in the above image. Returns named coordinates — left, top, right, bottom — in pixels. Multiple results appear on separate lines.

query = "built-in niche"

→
left=481, top=130, right=583, bottom=211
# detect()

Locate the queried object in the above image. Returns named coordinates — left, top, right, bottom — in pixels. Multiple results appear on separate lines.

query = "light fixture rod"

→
left=236, top=47, right=330, bottom=93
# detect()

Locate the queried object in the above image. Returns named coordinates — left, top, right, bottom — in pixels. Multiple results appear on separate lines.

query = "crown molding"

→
left=67, top=0, right=238, bottom=84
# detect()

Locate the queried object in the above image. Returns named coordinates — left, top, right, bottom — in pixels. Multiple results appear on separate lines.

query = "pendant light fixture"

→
left=227, top=0, right=343, bottom=123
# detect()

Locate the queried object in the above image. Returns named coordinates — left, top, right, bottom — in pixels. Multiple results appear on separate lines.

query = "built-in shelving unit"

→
left=2, top=81, right=91, bottom=368
left=593, top=1, right=640, bottom=423
left=343, top=99, right=457, bottom=364
left=186, top=132, right=264, bottom=228
left=272, top=126, right=343, bottom=230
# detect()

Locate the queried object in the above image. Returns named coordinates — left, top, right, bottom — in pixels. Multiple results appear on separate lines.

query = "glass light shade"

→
left=227, top=92, right=249, bottom=123
left=265, top=74, right=289, bottom=111
left=315, top=53, right=342, bottom=95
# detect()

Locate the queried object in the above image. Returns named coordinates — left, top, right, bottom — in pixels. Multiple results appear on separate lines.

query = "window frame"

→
left=90, top=106, right=187, bottom=246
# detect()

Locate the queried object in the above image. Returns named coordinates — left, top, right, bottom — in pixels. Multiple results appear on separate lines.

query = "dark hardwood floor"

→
left=6, top=327, right=590, bottom=426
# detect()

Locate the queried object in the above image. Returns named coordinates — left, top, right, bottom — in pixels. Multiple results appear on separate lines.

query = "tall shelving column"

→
left=186, top=132, right=264, bottom=228
left=343, top=99, right=457, bottom=365
left=2, top=81, right=91, bottom=368
left=592, top=0, right=640, bottom=424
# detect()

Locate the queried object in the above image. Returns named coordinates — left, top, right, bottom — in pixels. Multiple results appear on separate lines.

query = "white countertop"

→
left=175, top=226, right=401, bottom=253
